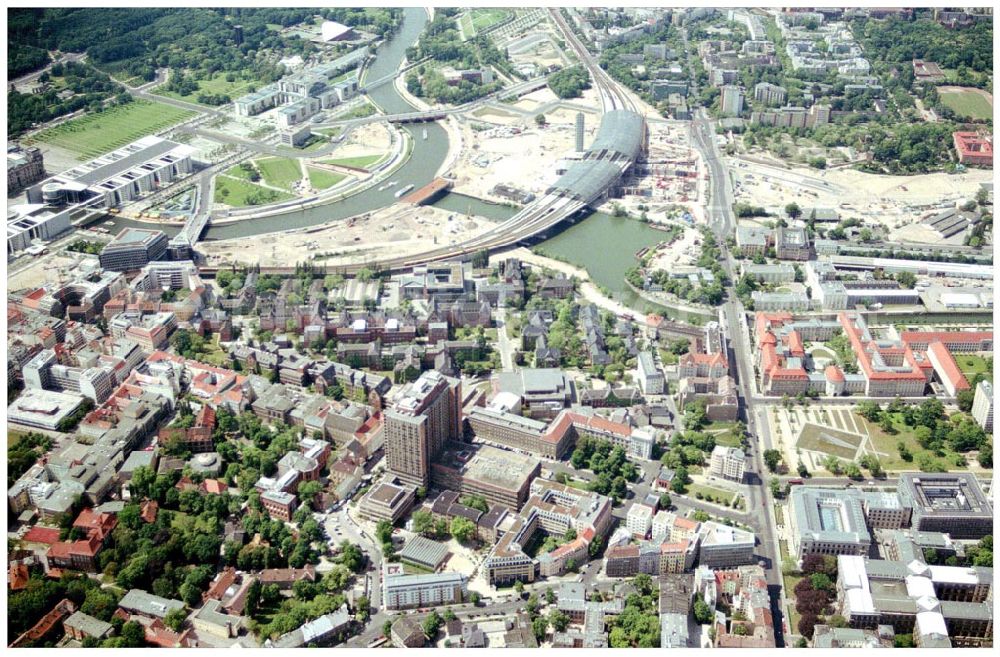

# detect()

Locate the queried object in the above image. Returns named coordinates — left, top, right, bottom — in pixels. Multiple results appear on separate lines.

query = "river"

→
left=88, top=7, right=710, bottom=321
left=101, top=6, right=447, bottom=241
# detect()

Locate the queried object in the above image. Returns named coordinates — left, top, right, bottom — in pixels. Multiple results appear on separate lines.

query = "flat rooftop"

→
left=436, top=442, right=539, bottom=490
left=898, top=474, right=992, bottom=516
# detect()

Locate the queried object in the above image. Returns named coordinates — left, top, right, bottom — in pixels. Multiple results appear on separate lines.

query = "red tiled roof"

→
left=140, top=501, right=159, bottom=524
left=22, top=527, right=61, bottom=545
left=824, top=365, right=845, bottom=382
left=202, top=479, right=228, bottom=495
left=607, top=544, right=640, bottom=558
left=900, top=330, right=992, bottom=345
left=9, top=563, right=30, bottom=591
left=927, top=341, right=970, bottom=391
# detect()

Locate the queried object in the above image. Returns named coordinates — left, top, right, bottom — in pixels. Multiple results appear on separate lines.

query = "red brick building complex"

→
left=953, top=132, right=993, bottom=167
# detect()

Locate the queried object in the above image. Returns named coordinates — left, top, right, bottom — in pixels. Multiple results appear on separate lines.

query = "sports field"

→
left=256, top=157, right=303, bottom=191
left=474, top=9, right=508, bottom=28
left=938, top=87, right=993, bottom=121
left=29, top=100, right=196, bottom=159
left=458, top=9, right=509, bottom=39
left=307, top=167, right=348, bottom=190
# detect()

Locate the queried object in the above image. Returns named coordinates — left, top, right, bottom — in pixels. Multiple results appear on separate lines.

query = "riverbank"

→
left=622, top=278, right=717, bottom=318
left=499, top=248, right=640, bottom=319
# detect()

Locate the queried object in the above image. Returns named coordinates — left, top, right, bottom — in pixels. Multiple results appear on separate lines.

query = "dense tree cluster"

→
left=570, top=437, right=640, bottom=502
left=9, top=8, right=400, bottom=133
left=628, top=229, right=728, bottom=306
left=860, top=397, right=992, bottom=469
left=853, top=17, right=992, bottom=77
left=9, top=432, right=53, bottom=481
left=857, top=122, right=962, bottom=175
left=8, top=61, right=127, bottom=137
left=8, top=571, right=120, bottom=644
left=607, top=581, right=661, bottom=647
left=598, top=24, right=681, bottom=104
left=794, top=555, right=839, bottom=640
left=547, top=65, right=591, bottom=99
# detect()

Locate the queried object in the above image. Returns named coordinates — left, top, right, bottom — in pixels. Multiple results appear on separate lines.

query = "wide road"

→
left=691, top=108, right=735, bottom=237
left=691, top=101, right=785, bottom=642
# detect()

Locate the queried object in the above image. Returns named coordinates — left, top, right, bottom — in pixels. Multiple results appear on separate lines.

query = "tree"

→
left=534, top=113, right=546, bottom=126
left=763, top=449, right=782, bottom=473
left=375, top=520, right=393, bottom=545
left=956, top=388, right=976, bottom=412
left=450, top=517, right=476, bottom=543
left=693, top=595, right=713, bottom=624
left=412, top=510, right=435, bottom=536
left=798, top=614, right=819, bottom=639
left=588, top=534, right=605, bottom=559
left=382, top=620, right=393, bottom=637
left=355, top=595, right=370, bottom=622
left=422, top=611, right=442, bottom=639
left=120, top=621, right=146, bottom=647
left=857, top=401, right=882, bottom=422
left=526, top=592, right=539, bottom=615
left=164, top=607, right=187, bottom=632
left=545, top=587, right=555, bottom=605
left=785, top=202, right=802, bottom=220
left=459, top=494, right=489, bottom=513
left=769, top=477, right=784, bottom=499
left=895, top=271, right=917, bottom=289
left=323, top=565, right=351, bottom=592
left=532, top=615, right=549, bottom=642
left=634, top=573, right=653, bottom=596
left=339, top=542, right=365, bottom=573
left=296, top=480, right=323, bottom=509
left=514, top=580, right=525, bottom=595
left=659, top=493, right=672, bottom=509
left=549, top=609, right=570, bottom=632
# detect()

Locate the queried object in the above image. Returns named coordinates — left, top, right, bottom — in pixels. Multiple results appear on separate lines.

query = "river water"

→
left=93, top=7, right=710, bottom=320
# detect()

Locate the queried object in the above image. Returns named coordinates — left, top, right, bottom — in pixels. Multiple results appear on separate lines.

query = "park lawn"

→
left=314, top=127, right=343, bottom=138
left=402, top=562, right=435, bottom=575
left=457, top=13, right=475, bottom=40
left=322, top=154, right=384, bottom=170
left=337, top=101, right=377, bottom=120
left=307, top=166, right=348, bottom=190
left=223, top=162, right=256, bottom=180
left=858, top=412, right=964, bottom=472
left=939, top=90, right=993, bottom=121
left=471, top=8, right=510, bottom=30
left=155, top=72, right=258, bottom=105
left=297, top=135, right=333, bottom=152
left=256, top=157, right=303, bottom=191
left=214, top=176, right=294, bottom=207
left=195, top=334, right=230, bottom=366
left=955, top=354, right=992, bottom=380
left=784, top=574, right=804, bottom=634
left=712, top=431, right=743, bottom=448
left=685, top=483, right=736, bottom=505
left=328, top=71, right=357, bottom=85
left=29, top=100, right=195, bottom=160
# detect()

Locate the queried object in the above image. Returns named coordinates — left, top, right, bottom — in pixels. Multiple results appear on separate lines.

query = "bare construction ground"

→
left=451, top=110, right=597, bottom=200
left=730, top=158, right=992, bottom=239
left=198, top=202, right=495, bottom=269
